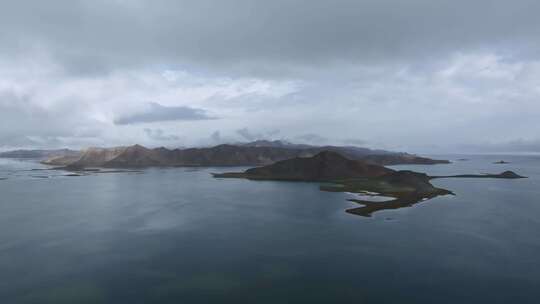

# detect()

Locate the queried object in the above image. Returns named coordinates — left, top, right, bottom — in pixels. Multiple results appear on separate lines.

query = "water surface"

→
left=0, top=155, right=539, bottom=303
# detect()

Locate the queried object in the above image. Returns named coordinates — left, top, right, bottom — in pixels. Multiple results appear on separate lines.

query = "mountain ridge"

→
left=0, top=149, right=79, bottom=159
left=34, top=141, right=450, bottom=168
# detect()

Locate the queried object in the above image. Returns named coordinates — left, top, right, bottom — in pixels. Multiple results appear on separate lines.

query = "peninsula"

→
left=214, top=151, right=526, bottom=217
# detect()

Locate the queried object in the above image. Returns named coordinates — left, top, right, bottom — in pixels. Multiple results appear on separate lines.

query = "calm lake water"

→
left=1, top=155, right=539, bottom=303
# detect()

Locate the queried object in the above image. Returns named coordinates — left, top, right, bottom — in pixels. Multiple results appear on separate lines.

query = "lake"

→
left=0, top=155, right=539, bottom=303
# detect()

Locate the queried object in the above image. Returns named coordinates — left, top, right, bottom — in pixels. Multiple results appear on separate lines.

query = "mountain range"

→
left=0, top=149, right=79, bottom=159
left=2, top=140, right=449, bottom=168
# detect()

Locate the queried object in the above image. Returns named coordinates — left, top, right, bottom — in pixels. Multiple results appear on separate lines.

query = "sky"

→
left=1, top=0, right=540, bottom=153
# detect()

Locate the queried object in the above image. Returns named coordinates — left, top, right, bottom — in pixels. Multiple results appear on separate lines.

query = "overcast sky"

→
left=1, top=0, right=540, bottom=153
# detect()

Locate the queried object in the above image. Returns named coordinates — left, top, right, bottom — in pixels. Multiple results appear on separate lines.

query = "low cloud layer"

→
left=459, top=139, right=540, bottom=154
left=144, top=128, right=180, bottom=142
left=1, top=1, right=540, bottom=153
left=115, top=103, right=215, bottom=125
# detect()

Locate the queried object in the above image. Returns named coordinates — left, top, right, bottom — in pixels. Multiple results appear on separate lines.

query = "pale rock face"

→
left=75, top=147, right=128, bottom=166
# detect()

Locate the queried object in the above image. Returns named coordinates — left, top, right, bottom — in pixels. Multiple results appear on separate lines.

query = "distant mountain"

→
left=36, top=141, right=449, bottom=168
left=46, top=144, right=304, bottom=168
left=240, top=140, right=313, bottom=149
left=0, top=149, right=79, bottom=159
left=238, top=140, right=447, bottom=165
left=242, top=140, right=448, bottom=165
left=240, top=140, right=390, bottom=154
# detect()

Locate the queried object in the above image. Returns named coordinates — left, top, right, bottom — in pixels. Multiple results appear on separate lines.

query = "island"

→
left=431, top=171, right=526, bottom=179
left=1, top=142, right=524, bottom=217
left=214, top=151, right=526, bottom=217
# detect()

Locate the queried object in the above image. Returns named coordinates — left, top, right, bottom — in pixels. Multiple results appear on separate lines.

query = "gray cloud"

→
left=114, top=103, right=215, bottom=125
left=342, top=139, right=367, bottom=146
left=2, top=1, right=540, bottom=77
left=236, top=128, right=258, bottom=141
left=459, top=139, right=540, bottom=153
left=294, top=134, right=328, bottom=145
left=0, top=90, right=105, bottom=149
left=236, top=128, right=281, bottom=142
left=210, top=131, right=222, bottom=143
left=143, top=128, right=180, bottom=141
left=1, top=1, right=540, bottom=153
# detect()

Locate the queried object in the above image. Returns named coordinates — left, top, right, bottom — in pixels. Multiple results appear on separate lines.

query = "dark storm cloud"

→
left=114, top=103, right=215, bottom=125
left=2, top=0, right=540, bottom=76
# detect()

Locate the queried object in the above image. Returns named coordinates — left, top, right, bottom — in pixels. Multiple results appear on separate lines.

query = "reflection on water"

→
left=347, top=192, right=449, bottom=217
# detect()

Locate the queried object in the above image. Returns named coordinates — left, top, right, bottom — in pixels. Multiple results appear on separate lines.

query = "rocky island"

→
left=214, top=151, right=453, bottom=216
left=431, top=171, right=526, bottom=179
left=214, top=151, right=526, bottom=217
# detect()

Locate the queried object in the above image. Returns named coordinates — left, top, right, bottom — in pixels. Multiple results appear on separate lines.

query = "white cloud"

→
left=0, top=57, right=300, bottom=149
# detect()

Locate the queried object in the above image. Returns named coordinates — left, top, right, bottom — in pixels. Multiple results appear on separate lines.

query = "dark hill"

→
left=214, top=151, right=394, bottom=181
left=214, top=152, right=448, bottom=197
